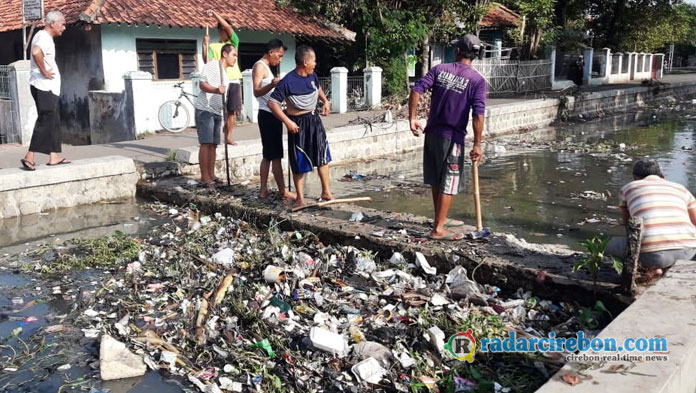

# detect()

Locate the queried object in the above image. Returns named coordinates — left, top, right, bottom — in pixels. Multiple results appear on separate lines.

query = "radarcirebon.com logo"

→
left=445, top=329, right=476, bottom=362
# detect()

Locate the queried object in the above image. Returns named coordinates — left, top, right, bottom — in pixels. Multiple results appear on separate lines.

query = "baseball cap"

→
left=451, top=34, right=482, bottom=53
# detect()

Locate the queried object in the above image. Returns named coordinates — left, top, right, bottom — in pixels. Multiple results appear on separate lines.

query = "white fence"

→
left=473, top=59, right=552, bottom=96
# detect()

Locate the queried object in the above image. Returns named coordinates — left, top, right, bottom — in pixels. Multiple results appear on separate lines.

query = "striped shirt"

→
left=195, top=61, right=229, bottom=115
left=619, top=175, right=696, bottom=252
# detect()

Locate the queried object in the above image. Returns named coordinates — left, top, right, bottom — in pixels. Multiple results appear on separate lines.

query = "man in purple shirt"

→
left=409, top=34, right=486, bottom=240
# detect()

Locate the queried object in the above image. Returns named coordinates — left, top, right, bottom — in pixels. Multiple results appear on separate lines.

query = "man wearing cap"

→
left=408, top=34, right=486, bottom=241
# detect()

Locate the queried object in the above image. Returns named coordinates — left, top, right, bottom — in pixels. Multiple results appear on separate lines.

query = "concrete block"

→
left=536, top=259, right=696, bottom=393
left=0, top=156, right=137, bottom=219
left=100, top=334, right=146, bottom=381
left=0, top=156, right=136, bottom=192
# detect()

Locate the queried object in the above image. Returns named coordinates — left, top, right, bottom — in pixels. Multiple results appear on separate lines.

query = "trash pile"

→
left=6, top=203, right=604, bottom=393
left=339, top=171, right=392, bottom=183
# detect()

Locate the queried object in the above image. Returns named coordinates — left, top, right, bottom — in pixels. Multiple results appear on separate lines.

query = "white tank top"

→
left=255, top=60, right=274, bottom=113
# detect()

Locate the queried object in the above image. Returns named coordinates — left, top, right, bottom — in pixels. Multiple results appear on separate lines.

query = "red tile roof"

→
left=0, top=0, right=355, bottom=41
left=480, top=3, right=521, bottom=28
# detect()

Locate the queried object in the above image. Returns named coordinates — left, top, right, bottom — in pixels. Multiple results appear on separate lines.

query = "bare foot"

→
left=259, top=189, right=271, bottom=199
left=636, top=267, right=664, bottom=284
left=281, top=190, right=297, bottom=200
left=319, top=192, right=334, bottom=201
left=225, top=137, right=238, bottom=146
left=292, top=198, right=306, bottom=210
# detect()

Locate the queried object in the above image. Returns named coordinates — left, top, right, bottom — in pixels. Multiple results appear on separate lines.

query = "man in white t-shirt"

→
left=20, top=10, right=68, bottom=171
left=194, top=44, right=237, bottom=187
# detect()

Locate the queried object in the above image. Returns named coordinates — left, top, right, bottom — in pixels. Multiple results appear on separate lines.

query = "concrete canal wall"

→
left=0, top=156, right=138, bottom=219
left=536, top=259, right=696, bottom=393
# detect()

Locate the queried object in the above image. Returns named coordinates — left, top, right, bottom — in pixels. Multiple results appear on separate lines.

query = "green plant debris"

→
left=21, top=232, right=141, bottom=276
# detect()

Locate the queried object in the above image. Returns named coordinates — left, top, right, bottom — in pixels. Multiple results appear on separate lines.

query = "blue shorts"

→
left=195, top=109, right=222, bottom=145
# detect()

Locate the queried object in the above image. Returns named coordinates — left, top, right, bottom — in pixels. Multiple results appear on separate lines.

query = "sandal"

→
left=430, top=219, right=466, bottom=228
left=47, top=158, right=71, bottom=166
left=20, top=159, right=36, bottom=171
left=444, top=219, right=465, bottom=228
left=212, top=177, right=226, bottom=185
left=196, top=180, right=216, bottom=188
left=427, top=231, right=465, bottom=241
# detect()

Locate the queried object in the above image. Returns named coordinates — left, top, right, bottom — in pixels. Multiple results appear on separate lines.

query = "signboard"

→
left=23, top=0, right=43, bottom=21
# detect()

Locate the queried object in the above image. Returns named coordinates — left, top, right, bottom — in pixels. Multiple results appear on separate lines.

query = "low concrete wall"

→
left=88, top=91, right=134, bottom=144
left=536, top=259, right=696, bottom=393
left=565, top=79, right=696, bottom=119
left=0, top=156, right=139, bottom=218
left=175, top=119, right=424, bottom=179
left=484, top=79, right=696, bottom=137
left=484, top=99, right=560, bottom=136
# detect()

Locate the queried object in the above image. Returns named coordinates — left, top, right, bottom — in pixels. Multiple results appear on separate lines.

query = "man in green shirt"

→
left=203, top=10, right=242, bottom=145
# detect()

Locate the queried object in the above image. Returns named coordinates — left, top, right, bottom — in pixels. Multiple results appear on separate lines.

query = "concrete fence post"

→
left=241, top=69, right=258, bottom=123
left=363, top=66, right=382, bottom=109
left=627, top=52, right=635, bottom=80
left=583, top=47, right=594, bottom=85
left=603, top=48, right=611, bottom=80
left=550, top=46, right=557, bottom=85
left=9, top=60, right=36, bottom=145
left=123, top=71, right=153, bottom=135
left=330, top=67, right=348, bottom=113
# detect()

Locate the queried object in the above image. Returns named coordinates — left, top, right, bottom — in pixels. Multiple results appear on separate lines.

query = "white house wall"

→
left=100, top=25, right=296, bottom=133
left=100, top=25, right=297, bottom=92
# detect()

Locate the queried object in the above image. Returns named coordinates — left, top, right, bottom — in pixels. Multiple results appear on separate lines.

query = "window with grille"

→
left=136, top=39, right=197, bottom=80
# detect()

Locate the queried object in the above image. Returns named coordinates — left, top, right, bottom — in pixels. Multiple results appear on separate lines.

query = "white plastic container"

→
left=309, top=327, right=349, bottom=358
left=263, top=265, right=285, bottom=283
left=351, top=357, right=386, bottom=384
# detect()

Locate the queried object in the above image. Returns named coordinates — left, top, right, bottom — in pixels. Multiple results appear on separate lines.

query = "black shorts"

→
left=258, top=109, right=283, bottom=160
left=423, top=132, right=465, bottom=195
left=288, top=112, right=332, bottom=174
left=226, top=82, right=242, bottom=114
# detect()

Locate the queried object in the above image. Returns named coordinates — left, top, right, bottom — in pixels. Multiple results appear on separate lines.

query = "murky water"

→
left=316, top=114, right=696, bottom=249
left=0, top=201, right=182, bottom=393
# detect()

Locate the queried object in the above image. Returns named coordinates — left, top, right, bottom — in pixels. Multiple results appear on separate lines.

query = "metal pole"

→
left=22, top=16, right=27, bottom=60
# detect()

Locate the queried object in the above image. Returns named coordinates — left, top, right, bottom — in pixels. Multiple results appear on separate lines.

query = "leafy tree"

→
left=280, top=0, right=489, bottom=97
left=503, top=0, right=556, bottom=58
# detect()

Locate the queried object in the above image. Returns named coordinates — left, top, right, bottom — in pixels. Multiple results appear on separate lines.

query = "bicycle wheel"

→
left=158, top=100, right=191, bottom=133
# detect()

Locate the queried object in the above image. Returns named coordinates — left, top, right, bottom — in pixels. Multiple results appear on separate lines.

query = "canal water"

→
left=0, top=201, right=183, bottom=393
left=310, top=114, right=696, bottom=249
left=1, top=112, right=694, bottom=392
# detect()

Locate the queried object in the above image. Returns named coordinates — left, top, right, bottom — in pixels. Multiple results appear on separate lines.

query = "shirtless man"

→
left=252, top=39, right=295, bottom=200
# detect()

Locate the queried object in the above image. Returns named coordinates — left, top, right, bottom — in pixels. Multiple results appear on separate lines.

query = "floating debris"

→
left=1, top=203, right=606, bottom=393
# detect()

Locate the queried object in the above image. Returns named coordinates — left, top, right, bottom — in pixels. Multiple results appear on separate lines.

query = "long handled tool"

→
left=291, top=197, right=372, bottom=212
left=470, top=160, right=491, bottom=239
left=219, top=61, right=232, bottom=186
left=277, top=66, right=292, bottom=193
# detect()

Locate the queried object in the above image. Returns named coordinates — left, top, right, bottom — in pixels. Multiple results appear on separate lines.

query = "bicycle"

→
left=158, top=81, right=197, bottom=132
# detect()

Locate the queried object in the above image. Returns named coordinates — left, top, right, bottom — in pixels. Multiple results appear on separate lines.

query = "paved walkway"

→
left=0, top=73, right=693, bottom=169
